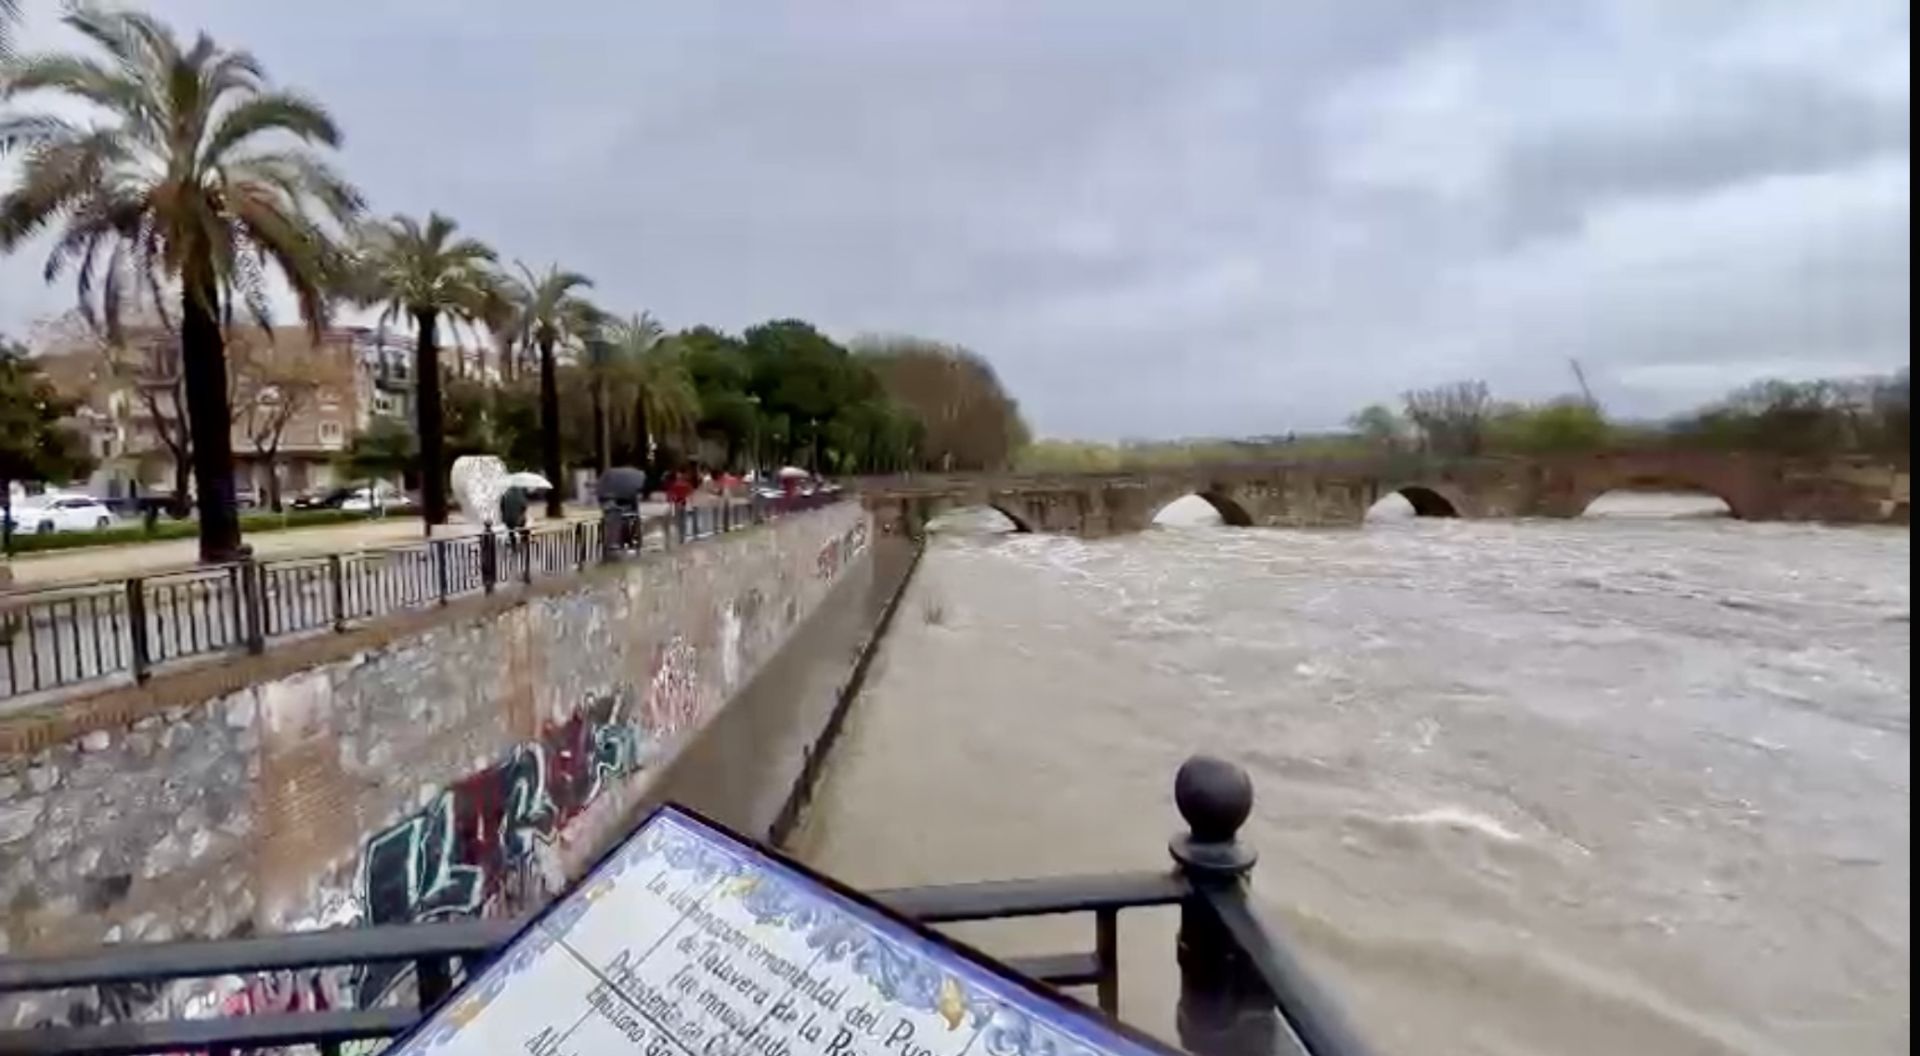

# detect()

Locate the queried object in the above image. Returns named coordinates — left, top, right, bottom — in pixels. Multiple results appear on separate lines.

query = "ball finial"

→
left=1175, top=755, right=1253, bottom=844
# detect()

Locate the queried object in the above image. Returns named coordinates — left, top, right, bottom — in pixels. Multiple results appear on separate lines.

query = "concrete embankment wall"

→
left=0, top=504, right=882, bottom=973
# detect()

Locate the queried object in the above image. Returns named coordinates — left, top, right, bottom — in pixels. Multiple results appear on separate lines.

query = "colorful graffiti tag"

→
left=641, top=637, right=700, bottom=740
left=360, top=690, right=645, bottom=925
left=355, top=688, right=647, bottom=1001
left=816, top=518, right=871, bottom=580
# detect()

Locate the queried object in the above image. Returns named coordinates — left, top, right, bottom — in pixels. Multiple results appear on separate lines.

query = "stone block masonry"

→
left=0, top=505, right=872, bottom=996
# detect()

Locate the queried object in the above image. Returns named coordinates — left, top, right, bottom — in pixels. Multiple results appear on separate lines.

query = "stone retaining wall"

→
left=0, top=504, right=872, bottom=988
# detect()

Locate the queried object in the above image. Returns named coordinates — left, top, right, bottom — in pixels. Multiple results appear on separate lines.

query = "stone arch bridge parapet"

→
left=858, top=453, right=1909, bottom=537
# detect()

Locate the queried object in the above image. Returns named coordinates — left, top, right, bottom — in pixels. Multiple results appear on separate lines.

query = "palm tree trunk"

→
left=414, top=308, right=449, bottom=527
left=633, top=392, right=650, bottom=478
left=170, top=452, right=192, bottom=517
left=180, top=261, right=244, bottom=562
left=591, top=375, right=609, bottom=476
left=539, top=333, right=563, bottom=518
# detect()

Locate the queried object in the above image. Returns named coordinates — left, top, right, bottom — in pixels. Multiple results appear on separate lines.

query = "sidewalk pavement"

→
left=1, top=506, right=606, bottom=589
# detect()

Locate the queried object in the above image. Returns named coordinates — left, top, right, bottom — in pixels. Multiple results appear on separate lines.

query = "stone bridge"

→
left=860, top=452, right=1910, bottom=537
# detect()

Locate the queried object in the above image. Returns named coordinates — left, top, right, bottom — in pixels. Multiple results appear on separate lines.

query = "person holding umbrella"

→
left=597, top=466, right=649, bottom=549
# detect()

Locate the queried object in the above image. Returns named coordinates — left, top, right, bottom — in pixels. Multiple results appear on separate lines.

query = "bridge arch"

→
left=1576, top=476, right=1742, bottom=519
left=925, top=501, right=1034, bottom=533
left=1150, top=490, right=1254, bottom=527
left=1371, top=482, right=1466, bottom=519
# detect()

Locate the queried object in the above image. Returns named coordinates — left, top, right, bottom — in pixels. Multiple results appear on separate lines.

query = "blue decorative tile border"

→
left=387, top=806, right=1180, bottom=1056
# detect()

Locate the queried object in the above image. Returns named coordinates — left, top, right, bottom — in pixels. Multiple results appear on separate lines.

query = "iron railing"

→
left=0, top=494, right=844, bottom=704
left=0, top=757, right=1375, bottom=1056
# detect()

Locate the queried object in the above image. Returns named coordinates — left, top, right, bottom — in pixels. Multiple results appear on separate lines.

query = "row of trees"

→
left=1348, top=372, right=1911, bottom=460
left=1015, top=371, right=1910, bottom=474
left=335, top=322, right=1031, bottom=492
left=1, top=6, right=1027, bottom=561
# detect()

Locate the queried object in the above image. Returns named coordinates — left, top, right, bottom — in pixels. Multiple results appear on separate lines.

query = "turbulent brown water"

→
left=791, top=497, right=1911, bottom=1056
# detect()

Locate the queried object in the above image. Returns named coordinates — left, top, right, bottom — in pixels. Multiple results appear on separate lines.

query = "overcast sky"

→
left=0, top=1, right=1909, bottom=439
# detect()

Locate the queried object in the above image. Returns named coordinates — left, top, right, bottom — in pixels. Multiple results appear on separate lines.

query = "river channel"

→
left=791, top=498, right=1910, bottom=1056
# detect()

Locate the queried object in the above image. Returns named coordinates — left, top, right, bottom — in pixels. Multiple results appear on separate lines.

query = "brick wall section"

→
left=0, top=504, right=872, bottom=961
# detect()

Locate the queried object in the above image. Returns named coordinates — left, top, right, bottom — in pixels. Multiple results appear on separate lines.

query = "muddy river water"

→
left=792, top=497, right=1910, bottom=1056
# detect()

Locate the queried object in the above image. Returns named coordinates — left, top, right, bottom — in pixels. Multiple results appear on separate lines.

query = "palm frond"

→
left=0, top=0, right=20, bottom=62
left=1, top=5, right=359, bottom=338
left=0, top=129, right=125, bottom=249
left=0, top=113, right=81, bottom=156
left=202, top=90, right=340, bottom=162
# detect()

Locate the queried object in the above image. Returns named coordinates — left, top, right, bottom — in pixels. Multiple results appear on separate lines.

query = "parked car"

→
left=290, top=485, right=359, bottom=510
left=4, top=494, right=118, bottom=534
left=339, top=483, right=415, bottom=513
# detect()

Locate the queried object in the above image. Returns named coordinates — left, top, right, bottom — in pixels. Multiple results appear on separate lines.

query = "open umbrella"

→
left=597, top=466, right=649, bottom=503
left=776, top=466, right=810, bottom=481
left=503, top=471, right=553, bottom=491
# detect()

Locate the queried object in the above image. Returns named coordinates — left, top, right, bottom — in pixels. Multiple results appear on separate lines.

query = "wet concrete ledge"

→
left=648, top=533, right=923, bottom=846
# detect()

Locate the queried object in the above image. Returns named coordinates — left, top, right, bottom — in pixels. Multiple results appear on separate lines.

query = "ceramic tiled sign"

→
left=388, top=806, right=1180, bottom=1056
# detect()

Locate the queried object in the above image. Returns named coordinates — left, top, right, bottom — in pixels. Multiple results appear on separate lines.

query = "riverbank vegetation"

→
left=1017, top=370, right=1910, bottom=472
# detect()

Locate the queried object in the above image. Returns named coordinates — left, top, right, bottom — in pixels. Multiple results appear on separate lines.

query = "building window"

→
left=319, top=421, right=344, bottom=446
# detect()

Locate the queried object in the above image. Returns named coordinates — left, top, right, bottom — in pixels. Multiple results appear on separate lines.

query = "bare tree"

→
left=37, top=313, right=195, bottom=510
left=229, top=332, right=353, bottom=510
left=854, top=336, right=1029, bottom=471
left=1403, top=381, right=1493, bottom=456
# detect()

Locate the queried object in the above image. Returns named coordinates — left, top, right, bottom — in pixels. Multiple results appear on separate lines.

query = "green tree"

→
left=443, top=375, right=499, bottom=458
left=1489, top=399, right=1611, bottom=455
left=347, top=212, right=498, bottom=528
left=509, top=263, right=595, bottom=516
left=1, top=338, right=94, bottom=554
left=744, top=319, right=856, bottom=471
left=610, top=314, right=699, bottom=474
left=667, top=325, right=756, bottom=469
left=337, top=417, right=416, bottom=485
left=0, top=6, right=361, bottom=561
left=1348, top=404, right=1406, bottom=453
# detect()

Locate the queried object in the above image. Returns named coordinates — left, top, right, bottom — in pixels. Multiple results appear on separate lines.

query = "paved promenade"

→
left=2, top=507, right=603, bottom=588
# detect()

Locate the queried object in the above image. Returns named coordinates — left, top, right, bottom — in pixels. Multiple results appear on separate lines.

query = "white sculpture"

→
left=450, top=455, right=509, bottom=526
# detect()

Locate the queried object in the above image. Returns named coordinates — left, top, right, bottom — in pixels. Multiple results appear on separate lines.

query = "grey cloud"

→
left=1, top=0, right=1907, bottom=439
left=1497, top=71, right=1910, bottom=242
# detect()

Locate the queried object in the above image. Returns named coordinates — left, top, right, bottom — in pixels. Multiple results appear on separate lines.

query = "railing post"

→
left=520, top=529, right=534, bottom=584
left=328, top=554, right=347, bottom=631
left=600, top=506, right=619, bottom=563
left=434, top=539, right=451, bottom=605
left=1170, top=756, right=1284, bottom=1056
left=125, top=578, right=151, bottom=682
left=416, top=954, right=453, bottom=1010
left=480, top=529, right=498, bottom=594
left=240, top=560, right=266, bottom=654
left=574, top=521, right=588, bottom=571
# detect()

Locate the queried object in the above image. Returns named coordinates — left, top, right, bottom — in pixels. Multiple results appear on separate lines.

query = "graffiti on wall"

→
left=641, top=637, right=700, bottom=740
left=815, top=518, right=871, bottom=580
left=359, top=688, right=647, bottom=925
left=8, top=510, right=877, bottom=1042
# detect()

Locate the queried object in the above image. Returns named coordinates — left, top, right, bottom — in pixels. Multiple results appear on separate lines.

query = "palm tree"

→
left=513, top=263, right=594, bottom=517
left=610, top=314, right=698, bottom=474
left=0, top=6, right=360, bottom=561
left=349, top=213, right=498, bottom=528
left=0, top=0, right=20, bottom=62
left=573, top=304, right=618, bottom=476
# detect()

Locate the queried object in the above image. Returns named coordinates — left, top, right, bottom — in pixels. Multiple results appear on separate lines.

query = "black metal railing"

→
left=0, top=757, right=1375, bottom=1056
left=0, top=494, right=845, bottom=704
